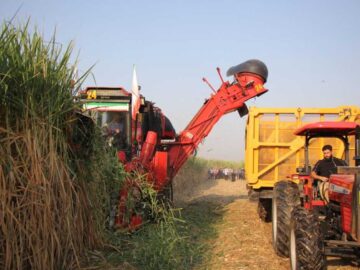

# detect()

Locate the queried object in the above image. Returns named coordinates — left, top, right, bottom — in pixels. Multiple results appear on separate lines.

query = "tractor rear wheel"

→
left=272, top=180, right=300, bottom=257
left=290, top=205, right=326, bottom=270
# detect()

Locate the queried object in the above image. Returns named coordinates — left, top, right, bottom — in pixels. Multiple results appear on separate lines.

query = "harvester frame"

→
left=78, top=59, right=269, bottom=229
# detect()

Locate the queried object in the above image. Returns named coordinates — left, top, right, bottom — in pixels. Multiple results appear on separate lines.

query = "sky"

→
left=1, top=0, right=360, bottom=161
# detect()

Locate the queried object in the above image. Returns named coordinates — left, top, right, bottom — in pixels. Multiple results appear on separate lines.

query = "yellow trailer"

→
left=244, top=106, right=360, bottom=220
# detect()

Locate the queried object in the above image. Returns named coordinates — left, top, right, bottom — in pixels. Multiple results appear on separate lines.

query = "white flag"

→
left=131, top=65, right=140, bottom=120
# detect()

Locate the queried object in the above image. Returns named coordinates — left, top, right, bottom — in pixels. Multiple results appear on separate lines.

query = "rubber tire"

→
left=290, top=206, right=326, bottom=270
left=258, top=198, right=272, bottom=222
left=272, top=180, right=300, bottom=257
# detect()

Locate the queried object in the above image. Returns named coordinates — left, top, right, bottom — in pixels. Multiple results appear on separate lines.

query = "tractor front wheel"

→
left=290, top=205, right=326, bottom=270
left=272, top=180, right=300, bottom=257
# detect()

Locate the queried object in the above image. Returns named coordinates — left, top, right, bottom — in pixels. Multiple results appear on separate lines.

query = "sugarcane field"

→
left=1, top=1, right=360, bottom=270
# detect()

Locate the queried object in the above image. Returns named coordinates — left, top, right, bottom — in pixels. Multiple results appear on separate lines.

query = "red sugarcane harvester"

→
left=78, top=59, right=269, bottom=229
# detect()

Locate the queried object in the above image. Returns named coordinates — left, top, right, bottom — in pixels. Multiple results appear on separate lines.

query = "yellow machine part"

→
left=245, top=106, right=360, bottom=189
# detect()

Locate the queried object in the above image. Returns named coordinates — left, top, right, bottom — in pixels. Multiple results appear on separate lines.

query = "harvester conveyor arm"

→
left=166, top=65, right=268, bottom=179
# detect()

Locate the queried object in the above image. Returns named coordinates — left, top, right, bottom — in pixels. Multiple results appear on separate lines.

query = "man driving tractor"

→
left=311, top=144, right=348, bottom=201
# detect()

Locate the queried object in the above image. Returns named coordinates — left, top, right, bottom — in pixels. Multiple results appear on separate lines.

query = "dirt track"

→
left=175, top=179, right=359, bottom=270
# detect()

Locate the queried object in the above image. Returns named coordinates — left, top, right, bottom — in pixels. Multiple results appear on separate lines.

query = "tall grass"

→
left=204, top=158, right=244, bottom=169
left=0, top=21, right=122, bottom=269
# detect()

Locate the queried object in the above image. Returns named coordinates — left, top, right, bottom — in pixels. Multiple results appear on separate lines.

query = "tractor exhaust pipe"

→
left=352, top=125, right=360, bottom=242
left=352, top=173, right=360, bottom=242
left=355, top=126, right=360, bottom=166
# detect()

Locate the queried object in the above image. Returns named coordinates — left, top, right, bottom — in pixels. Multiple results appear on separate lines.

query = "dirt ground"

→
left=174, top=179, right=360, bottom=270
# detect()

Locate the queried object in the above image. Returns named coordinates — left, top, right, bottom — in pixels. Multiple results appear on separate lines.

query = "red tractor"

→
left=78, top=59, right=269, bottom=229
left=271, top=121, right=360, bottom=269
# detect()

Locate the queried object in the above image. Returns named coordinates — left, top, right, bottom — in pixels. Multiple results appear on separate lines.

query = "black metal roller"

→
left=226, top=59, right=268, bottom=82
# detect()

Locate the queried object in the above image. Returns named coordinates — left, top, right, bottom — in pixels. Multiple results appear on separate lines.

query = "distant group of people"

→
left=208, top=168, right=245, bottom=181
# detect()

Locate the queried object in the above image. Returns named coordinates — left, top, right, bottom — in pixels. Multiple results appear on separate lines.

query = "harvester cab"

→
left=79, top=87, right=134, bottom=161
left=272, top=121, right=360, bottom=269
